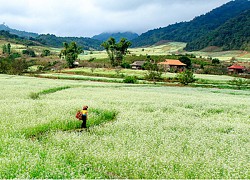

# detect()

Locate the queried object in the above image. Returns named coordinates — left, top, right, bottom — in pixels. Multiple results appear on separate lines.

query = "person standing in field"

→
left=81, top=105, right=88, bottom=128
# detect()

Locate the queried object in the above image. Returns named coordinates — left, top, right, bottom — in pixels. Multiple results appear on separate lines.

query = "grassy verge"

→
left=29, top=86, right=72, bottom=99
left=16, top=108, right=117, bottom=139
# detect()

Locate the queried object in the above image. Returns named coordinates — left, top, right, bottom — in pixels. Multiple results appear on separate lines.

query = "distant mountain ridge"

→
left=2, top=0, right=250, bottom=51
left=132, top=0, right=250, bottom=49
left=34, top=34, right=102, bottom=50
left=0, top=30, right=41, bottom=46
left=92, top=32, right=139, bottom=42
left=0, top=24, right=39, bottom=38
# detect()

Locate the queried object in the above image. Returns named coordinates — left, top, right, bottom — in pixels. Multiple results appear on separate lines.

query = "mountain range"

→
left=92, top=32, right=139, bottom=42
left=1, top=0, right=250, bottom=51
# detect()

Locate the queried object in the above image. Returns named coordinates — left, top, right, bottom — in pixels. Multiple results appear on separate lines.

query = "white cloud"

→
left=0, top=0, right=231, bottom=37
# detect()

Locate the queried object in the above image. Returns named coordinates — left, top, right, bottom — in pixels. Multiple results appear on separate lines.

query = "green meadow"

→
left=0, top=74, right=249, bottom=178
left=78, top=42, right=250, bottom=62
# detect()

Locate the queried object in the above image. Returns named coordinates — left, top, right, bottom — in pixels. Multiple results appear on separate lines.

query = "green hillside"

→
left=0, top=25, right=102, bottom=50
left=185, top=9, right=250, bottom=51
left=132, top=0, right=250, bottom=48
left=33, top=34, right=102, bottom=50
left=0, top=24, right=39, bottom=38
left=0, top=30, right=41, bottom=46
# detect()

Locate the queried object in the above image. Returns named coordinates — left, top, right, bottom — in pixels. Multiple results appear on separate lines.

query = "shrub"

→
left=179, top=56, right=192, bottom=68
left=41, top=49, right=51, bottom=57
left=22, top=49, right=36, bottom=57
left=176, top=70, right=196, bottom=85
left=229, top=78, right=249, bottom=89
left=143, top=61, right=163, bottom=82
left=0, top=57, right=28, bottom=75
left=29, top=92, right=40, bottom=100
left=123, top=76, right=138, bottom=84
left=121, top=62, right=131, bottom=69
left=212, top=58, right=220, bottom=64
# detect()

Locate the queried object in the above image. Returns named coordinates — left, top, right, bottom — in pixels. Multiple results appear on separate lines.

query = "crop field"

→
left=62, top=67, right=237, bottom=81
left=129, top=42, right=186, bottom=56
left=76, top=42, right=250, bottom=62
left=0, top=74, right=249, bottom=179
left=191, top=50, right=250, bottom=62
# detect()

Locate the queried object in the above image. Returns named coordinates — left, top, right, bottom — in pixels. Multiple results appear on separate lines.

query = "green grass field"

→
left=0, top=74, right=249, bottom=178
left=1, top=40, right=250, bottom=63
left=77, top=42, right=250, bottom=62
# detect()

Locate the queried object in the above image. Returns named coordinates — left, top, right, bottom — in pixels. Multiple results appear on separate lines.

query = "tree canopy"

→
left=60, top=42, right=83, bottom=68
left=101, top=37, right=132, bottom=67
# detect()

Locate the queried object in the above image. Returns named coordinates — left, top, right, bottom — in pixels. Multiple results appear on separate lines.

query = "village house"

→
left=158, top=59, right=186, bottom=72
left=130, top=61, right=146, bottom=70
left=227, top=64, right=246, bottom=74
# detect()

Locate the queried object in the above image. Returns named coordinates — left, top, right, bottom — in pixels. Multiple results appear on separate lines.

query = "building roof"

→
left=130, top=61, right=146, bottom=66
left=158, top=59, right=186, bottom=66
left=227, top=64, right=245, bottom=70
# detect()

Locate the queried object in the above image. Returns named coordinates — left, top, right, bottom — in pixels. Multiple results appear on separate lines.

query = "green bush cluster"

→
left=176, top=70, right=196, bottom=85
left=123, top=76, right=138, bottom=84
left=229, top=78, right=250, bottom=89
left=0, top=57, right=28, bottom=75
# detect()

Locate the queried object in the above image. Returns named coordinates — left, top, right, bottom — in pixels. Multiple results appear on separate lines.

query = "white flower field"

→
left=0, top=74, right=249, bottom=178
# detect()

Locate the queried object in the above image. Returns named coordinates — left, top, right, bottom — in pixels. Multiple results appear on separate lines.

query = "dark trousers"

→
left=81, top=115, right=87, bottom=128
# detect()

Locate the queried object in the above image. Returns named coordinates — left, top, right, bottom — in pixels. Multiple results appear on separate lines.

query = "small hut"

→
left=158, top=59, right=186, bottom=72
left=130, top=61, right=146, bottom=70
left=227, top=64, right=246, bottom=74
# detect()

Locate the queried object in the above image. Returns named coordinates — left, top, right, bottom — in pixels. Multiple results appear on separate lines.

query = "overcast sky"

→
left=0, top=0, right=231, bottom=37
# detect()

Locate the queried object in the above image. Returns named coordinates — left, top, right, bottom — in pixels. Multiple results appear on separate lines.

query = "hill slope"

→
left=0, top=24, right=102, bottom=50
left=0, top=24, right=39, bottom=38
left=132, top=0, right=250, bottom=47
left=185, top=9, right=250, bottom=51
left=34, top=34, right=102, bottom=50
left=0, top=30, right=41, bottom=46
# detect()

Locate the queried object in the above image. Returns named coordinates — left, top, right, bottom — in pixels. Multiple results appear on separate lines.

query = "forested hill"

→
left=92, top=32, right=139, bottom=42
left=0, top=30, right=41, bottom=46
left=185, top=10, right=250, bottom=51
left=34, top=34, right=102, bottom=50
left=0, top=24, right=102, bottom=50
left=131, top=0, right=250, bottom=48
left=0, top=24, right=39, bottom=38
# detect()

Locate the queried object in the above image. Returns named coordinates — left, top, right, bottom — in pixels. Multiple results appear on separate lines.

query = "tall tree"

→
left=60, top=42, right=83, bottom=68
left=2, top=43, right=11, bottom=54
left=7, top=43, right=11, bottom=54
left=178, top=56, right=192, bottom=68
left=101, top=37, right=131, bottom=67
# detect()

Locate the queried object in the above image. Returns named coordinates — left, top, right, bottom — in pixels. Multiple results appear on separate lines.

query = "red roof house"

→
left=158, top=59, right=186, bottom=72
left=228, top=64, right=246, bottom=74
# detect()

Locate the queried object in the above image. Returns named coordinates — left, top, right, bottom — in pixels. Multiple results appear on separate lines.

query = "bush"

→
left=121, top=62, right=131, bottom=68
left=229, top=78, right=249, bottom=89
left=176, top=70, right=196, bottom=85
left=41, top=49, right=51, bottom=57
left=123, top=76, right=138, bottom=84
left=179, top=56, right=192, bottom=68
left=143, top=61, right=163, bottom=82
left=212, top=58, right=220, bottom=64
left=0, top=57, right=28, bottom=75
left=22, top=49, right=36, bottom=57
left=29, top=92, right=40, bottom=100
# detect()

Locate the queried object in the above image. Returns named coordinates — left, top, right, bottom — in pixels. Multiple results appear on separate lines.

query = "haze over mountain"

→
left=92, top=32, right=139, bottom=42
left=0, top=24, right=39, bottom=38
left=1, top=0, right=250, bottom=51
left=0, top=0, right=230, bottom=37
